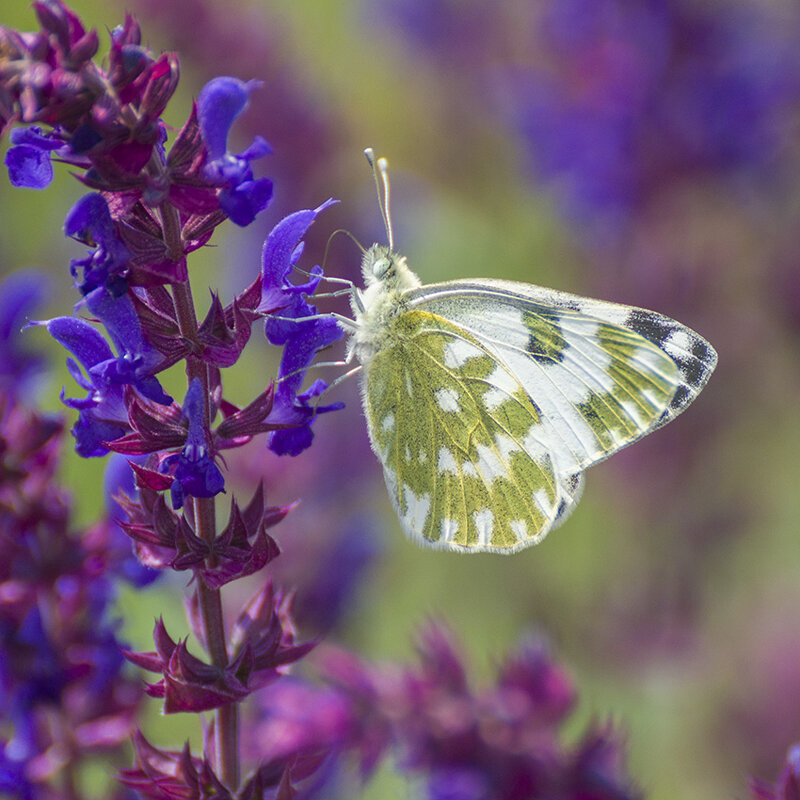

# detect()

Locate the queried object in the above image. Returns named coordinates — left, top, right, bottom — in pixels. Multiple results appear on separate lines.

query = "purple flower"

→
left=751, top=745, right=800, bottom=800
left=4, top=126, right=69, bottom=188
left=65, top=193, right=133, bottom=296
left=309, top=625, right=638, bottom=800
left=197, top=76, right=273, bottom=226
left=160, top=379, right=225, bottom=509
left=293, top=516, right=382, bottom=633
left=0, top=389, right=144, bottom=786
left=259, top=199, right=344, bottom=456
left=428, top=768, right=490, bottom=800
left=45, top=289, right=171, bottom=456
left=0, top=742, right=34, bottom=800
left=103, top=454, right=162, bottom=586
left=0, top=270, right=48, bottom=393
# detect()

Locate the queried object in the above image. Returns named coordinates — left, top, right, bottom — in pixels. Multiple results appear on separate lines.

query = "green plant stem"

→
left=163, top=202, right=240, bottom=790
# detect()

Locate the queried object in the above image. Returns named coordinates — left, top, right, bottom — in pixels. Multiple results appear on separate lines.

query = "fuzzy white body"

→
left=347, top=244, right=421, bottom=366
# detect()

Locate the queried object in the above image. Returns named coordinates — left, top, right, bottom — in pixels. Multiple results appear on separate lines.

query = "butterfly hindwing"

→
left=362, top=309, right=578, bottom=552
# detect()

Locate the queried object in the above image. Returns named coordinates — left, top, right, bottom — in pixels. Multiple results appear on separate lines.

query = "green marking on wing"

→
left=363, top=310, right=559, bottom=552
left=523, top=307, right=567, bottom=363
left=581, top=322, right=681, bottom=449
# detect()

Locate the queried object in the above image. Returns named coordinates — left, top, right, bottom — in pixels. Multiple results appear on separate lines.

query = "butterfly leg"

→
left=309, top=288, right=353, bottom=299
left=292, top=267, right=356, bottom=290
left=275, top=340, right=358, bottom=386
left=269, top=311, right=360, bottom=332
left=311, top=364, right=363, bottom=406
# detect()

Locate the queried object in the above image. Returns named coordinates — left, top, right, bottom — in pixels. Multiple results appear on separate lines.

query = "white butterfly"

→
left=333, top=150, right=716, bottom=554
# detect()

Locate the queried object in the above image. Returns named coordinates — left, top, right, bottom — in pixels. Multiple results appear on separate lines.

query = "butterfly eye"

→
left=372, top=256, right=392, bottom=279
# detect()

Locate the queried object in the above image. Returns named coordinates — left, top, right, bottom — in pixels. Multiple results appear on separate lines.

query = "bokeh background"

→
left=3, top=0, right=800, bottom=798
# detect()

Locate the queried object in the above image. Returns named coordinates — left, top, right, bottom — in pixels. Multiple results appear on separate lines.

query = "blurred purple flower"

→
left=0, top=388, right=143, bottom=797
left=4, top=126, right=69, bottom=188
left=293, top=516, right=382, bottom=633
left=751, top=745, right=800, bottom=800
left=260, top=199, right=344, bottom=456
left=0, top=270, right=48, bottom=393
left=0, top=742, right=34, bottom=800
left=45, top=289, right=171, bottom=456
left=197, top=76, right=273, bottom=226
left=65, top=193, right=133, bottom=296
left=428, top=768, right=490, bottom=800
left=103, top=453, right=162, bottom=586
left=253, top=625, right=639, bottom=800
left=378, top=0, right=800, bottom=239
left=160, top=378, right=225, bottom=509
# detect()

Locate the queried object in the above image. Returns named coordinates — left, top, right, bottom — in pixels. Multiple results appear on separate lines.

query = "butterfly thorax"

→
left=349, top=244, right=422, bottom=365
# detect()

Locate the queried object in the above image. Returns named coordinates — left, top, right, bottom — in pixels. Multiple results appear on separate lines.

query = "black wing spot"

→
left=691, top=338, right=711, bottom=361
left=626, top=310, right=673, bottom=346
left=673, top=353, right=705, bottom=387
left=670, top=384, right=691, bottom=410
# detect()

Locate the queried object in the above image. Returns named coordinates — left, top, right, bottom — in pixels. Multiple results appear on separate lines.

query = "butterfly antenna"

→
left=320, top=228, right=366, bottom=274
left=364, top=147, right=395, bottom=251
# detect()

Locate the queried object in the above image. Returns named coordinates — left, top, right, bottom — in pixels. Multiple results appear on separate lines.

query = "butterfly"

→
left=338, top=149, right=717, bottom=554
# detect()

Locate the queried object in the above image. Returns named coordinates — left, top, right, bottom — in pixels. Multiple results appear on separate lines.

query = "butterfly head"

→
left=361, top=243, right=419, bottom=291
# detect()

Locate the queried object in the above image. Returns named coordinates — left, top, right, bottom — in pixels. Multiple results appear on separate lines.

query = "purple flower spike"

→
left=197, top=76, right=273, bottom=226
left=161, top=379, right=225, bottom=509
left=65, top=193, right=133, bottom=296
left=4, top=127, right=67, bottom=188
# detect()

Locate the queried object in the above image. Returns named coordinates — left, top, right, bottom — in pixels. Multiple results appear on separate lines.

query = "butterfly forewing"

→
left=405, top=279, right=716, bottom=472
left=363, top=310, right=578, bottom=552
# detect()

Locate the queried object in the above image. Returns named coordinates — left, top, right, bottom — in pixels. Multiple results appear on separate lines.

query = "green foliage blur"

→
left=3, top=1, right=800, bottom=798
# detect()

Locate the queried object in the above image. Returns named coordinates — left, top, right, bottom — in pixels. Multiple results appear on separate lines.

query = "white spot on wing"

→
left=666, top=328, right=691, bottom=354
left=462, top=462, right=478, bottom=478
left=402, top=485, right=431, bottom=533
left=381, top=413, right=395, bottom=432
left=510, top=519, right=528, bottom=541
left=383, top=466, right=398, bottom=498
left=404, top=370, right=413, bottom=397
left=473, top=509, right=494, bottom=547
left=435, top=387, right=460, bottom=413
left=483, top=365, right=520, bottom=410
left=475, top=444, right=507, bottom=483
left=444, top=339, right=483, bottom=368
left=437, top=447, right=459, bottom=474
left=495, top=434, right=522, bottom=460
left=496, top=321, right=611, bottom=465
left=441, top=518, right=459, bottom=543
left=533, top=488, right=554, bottom=519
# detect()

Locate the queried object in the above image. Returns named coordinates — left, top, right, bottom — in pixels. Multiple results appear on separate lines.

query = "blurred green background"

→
left=3, top=1, right=800, bottom=798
